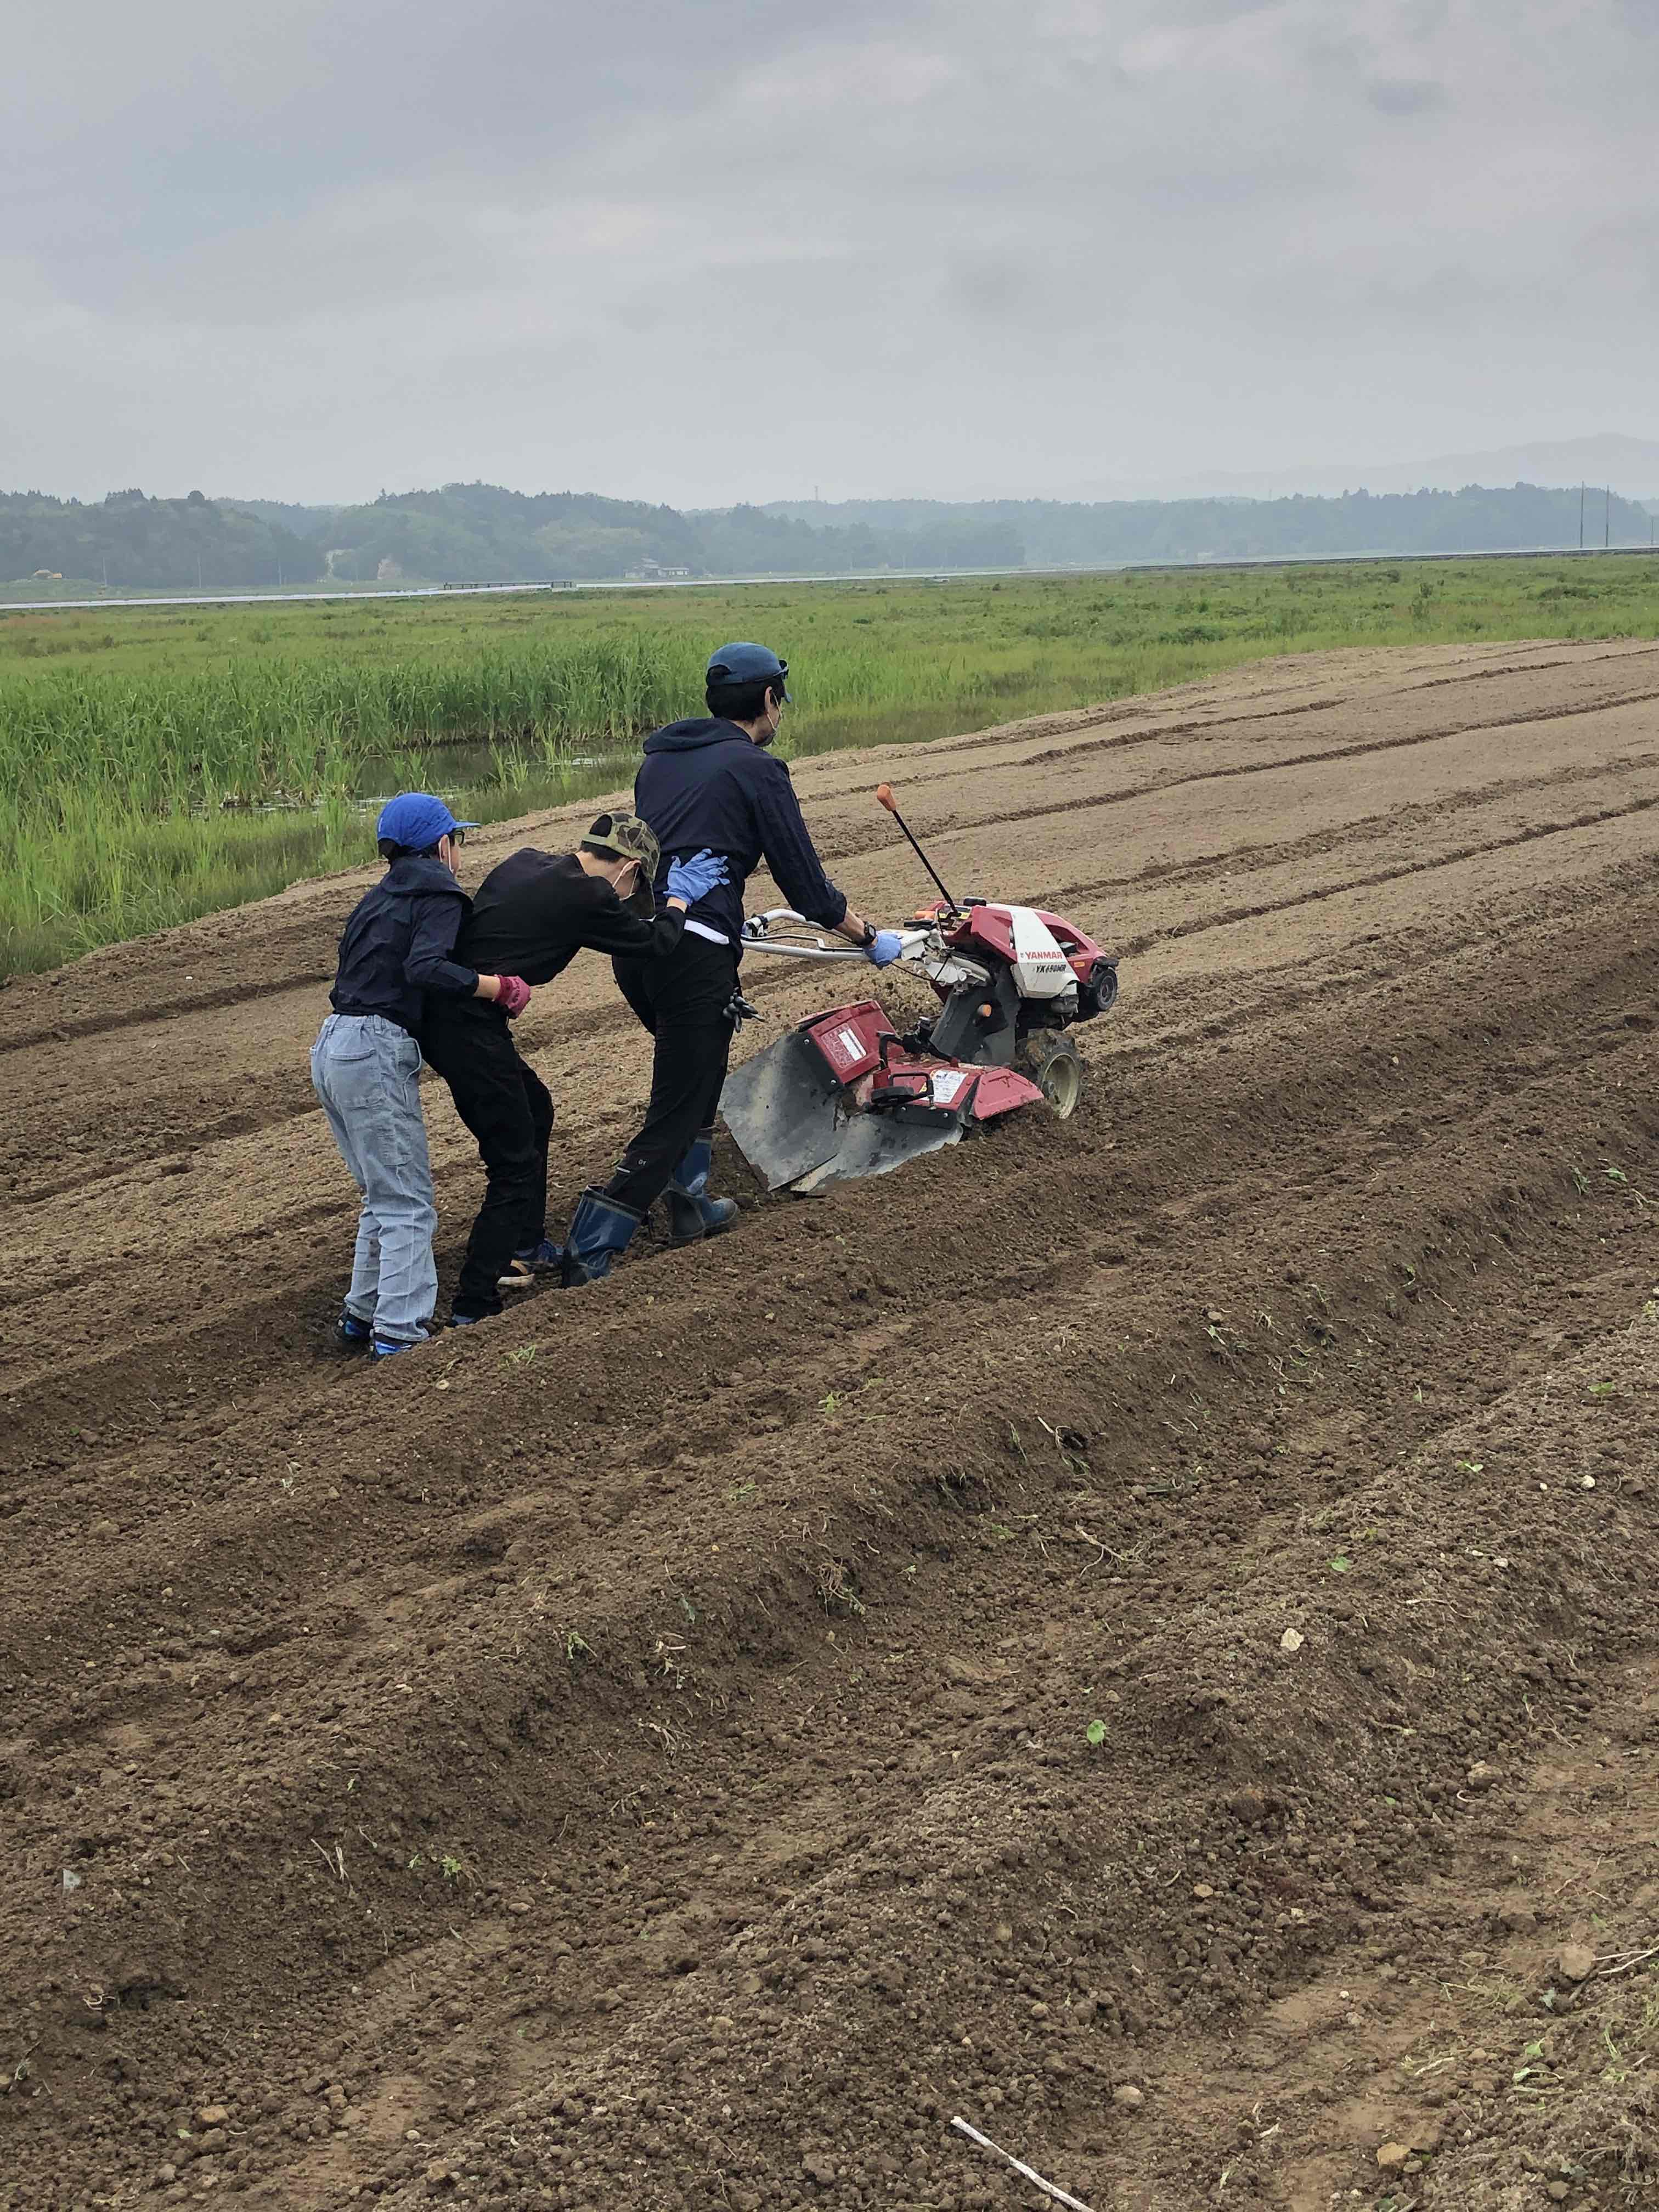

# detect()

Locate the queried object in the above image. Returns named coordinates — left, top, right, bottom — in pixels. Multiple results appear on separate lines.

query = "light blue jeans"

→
left=310, top=1013, right=437, bottom=1344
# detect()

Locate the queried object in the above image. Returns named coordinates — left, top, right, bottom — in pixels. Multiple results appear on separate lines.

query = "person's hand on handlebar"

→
left=836, top=907, right=904, bottom=966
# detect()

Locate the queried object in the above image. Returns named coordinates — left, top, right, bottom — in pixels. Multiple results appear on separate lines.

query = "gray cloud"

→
left=4, top=0, right=1658, bottom=504
left=1366, top=77, right=1451, bottom=111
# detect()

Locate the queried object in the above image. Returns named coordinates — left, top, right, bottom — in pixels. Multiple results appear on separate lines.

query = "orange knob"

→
left=876, top=783, right=897, bottom=814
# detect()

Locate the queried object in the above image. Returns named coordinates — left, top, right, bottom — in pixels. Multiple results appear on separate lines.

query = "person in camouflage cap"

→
left=420, top=815, right=727, bottom=1326
left=578, top=811, right=661, bottom=912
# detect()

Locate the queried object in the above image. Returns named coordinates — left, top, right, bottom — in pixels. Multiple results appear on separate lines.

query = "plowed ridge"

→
left=3, top=639, right=1657, bottom=2212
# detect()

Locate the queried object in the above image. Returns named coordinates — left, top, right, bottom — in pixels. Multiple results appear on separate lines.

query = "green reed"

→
left=6, top=555, right=1659, bottom=975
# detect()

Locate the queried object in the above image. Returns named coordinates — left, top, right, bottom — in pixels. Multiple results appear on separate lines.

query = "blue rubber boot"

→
left=559, top=1189, right=643, bottom=1286
left=664, top=1136, right=738, bottom=1246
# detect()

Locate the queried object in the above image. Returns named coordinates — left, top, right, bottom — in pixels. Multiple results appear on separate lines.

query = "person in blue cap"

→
left=553, top=642, right=902, bottom=1285
left=310, top=792, right=530, bottom=1357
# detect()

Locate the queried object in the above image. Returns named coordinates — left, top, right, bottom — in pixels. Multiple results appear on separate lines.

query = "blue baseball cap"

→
left=706, top=641, right=790, bottom=702
left=375, top=791, right=480, bottom=851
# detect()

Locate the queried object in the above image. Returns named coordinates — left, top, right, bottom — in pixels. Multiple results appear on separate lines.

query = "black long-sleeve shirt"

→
left=633, top=719, right=847, bottom=944
left=446, top=849, right=686, bottom=988
left=330, top=854, right=477, bottom=1034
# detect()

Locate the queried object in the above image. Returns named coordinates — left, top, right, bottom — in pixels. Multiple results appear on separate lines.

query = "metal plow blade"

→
left=719, top=1032, right=967, bottom=1194
left=791, top=1111, right=963, bottom=1194
left=719, top=1030, right=847, bottom=1192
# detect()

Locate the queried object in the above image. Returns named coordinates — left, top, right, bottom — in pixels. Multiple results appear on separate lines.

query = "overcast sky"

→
left=5, top=1, right=1657, bottom=506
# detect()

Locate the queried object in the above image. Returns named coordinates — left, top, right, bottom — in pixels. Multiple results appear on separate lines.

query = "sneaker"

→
left=371, top=1336, right=414, bottom=1358
left=448, top=1311, right=487, bottom=1329
left=498, top=1237, right=561, bottom=1291
left=332, top=1310, right=373, bottom=1353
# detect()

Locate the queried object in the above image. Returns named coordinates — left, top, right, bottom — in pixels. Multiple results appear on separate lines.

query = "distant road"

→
left=3, top=543, right=1655, bottom=614
left=0, top=570, right=1039, bottom=613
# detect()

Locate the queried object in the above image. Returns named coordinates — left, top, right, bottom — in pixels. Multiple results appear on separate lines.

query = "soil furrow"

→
left=6, top=642, right=1659, bottom=2212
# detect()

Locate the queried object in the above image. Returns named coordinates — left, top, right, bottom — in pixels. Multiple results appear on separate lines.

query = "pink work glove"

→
left=495, top=975, right=532, bottom=1018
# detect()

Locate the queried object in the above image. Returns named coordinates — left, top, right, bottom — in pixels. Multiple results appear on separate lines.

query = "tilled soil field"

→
left=4, top=639, right=1659, bottom=2212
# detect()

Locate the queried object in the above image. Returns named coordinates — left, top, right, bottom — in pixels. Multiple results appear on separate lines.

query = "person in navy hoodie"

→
left=311, top=792, right=528, bottom=1356
left=554, top=644, right=902, bottom=1285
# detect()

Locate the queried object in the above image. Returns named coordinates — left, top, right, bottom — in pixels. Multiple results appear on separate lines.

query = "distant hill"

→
left=5, top=479, right=1654, bottom=595
left=1285, top=433, right=1659, bottom=501
left=318, top=483, right=703, bottom=584
left=762, top=484, right=1654, bottom=566
left=314, top=483, right=1020, bottom=583
left=1045, top=433, right=1659, bottom=504
left=215, top=496, right=342, bottom=535
left=1, top=490, right=325, bottom=590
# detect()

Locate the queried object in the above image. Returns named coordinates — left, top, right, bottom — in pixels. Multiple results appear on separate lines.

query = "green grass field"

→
left=4, top=555, right=1658, bottom=977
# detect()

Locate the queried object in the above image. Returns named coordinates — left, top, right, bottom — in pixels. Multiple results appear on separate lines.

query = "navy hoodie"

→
left=329, top=853, right=478, bottom=1035
left=633, top=719, right=847, bottom=946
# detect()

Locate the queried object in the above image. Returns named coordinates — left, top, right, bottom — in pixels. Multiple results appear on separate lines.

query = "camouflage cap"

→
left=581, top=811, right=660, bottom=914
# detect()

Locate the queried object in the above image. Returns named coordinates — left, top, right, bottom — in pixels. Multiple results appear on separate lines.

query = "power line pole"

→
left=1579, top=482, right=1585, bottom=551
left=1605, top=486, right=1611, bottom=550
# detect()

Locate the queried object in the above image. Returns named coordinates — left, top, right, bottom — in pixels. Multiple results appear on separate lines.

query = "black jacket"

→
left=330, top=854, right=477, bottom=1034
left=633, top=719, right=847, bottom=945
left=440, top=849, right=686, bottom=995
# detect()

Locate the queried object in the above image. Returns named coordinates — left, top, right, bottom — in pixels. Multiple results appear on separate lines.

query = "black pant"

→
left=422, top=1003, right=554, bottom=1317
left=607, top=932, right=738, bottom=1215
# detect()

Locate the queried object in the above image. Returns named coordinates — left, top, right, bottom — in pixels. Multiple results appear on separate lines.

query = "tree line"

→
left=763, top=484, right=1656, bottom=565
left=5, top=479, right=1652, bottom=593
left=2, top=489, right=325, bottom=590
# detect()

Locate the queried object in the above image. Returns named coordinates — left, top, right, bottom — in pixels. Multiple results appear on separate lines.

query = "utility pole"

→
left=1605, top=486, right=1611, bottom=550
left=198, top=553, right=204, bottom=590
left=1579, top=482, right=1585, bottom=551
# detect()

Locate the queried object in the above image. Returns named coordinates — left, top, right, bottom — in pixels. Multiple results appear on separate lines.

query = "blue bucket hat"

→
left=376, top=791, right=481, bottom=851
left=707, top=641, right=790, bottom=702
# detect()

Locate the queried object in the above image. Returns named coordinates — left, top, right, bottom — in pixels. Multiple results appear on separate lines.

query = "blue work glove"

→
left=867, top=929, right=905, bottom=968
left=665, top=849, right=730, bottom=906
